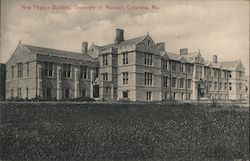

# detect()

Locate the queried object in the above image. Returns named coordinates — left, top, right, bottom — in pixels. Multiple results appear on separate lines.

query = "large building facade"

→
left=5, top=29, right=247, bottom=101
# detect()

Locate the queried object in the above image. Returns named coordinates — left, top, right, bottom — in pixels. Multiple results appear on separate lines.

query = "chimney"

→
left=115, top=28, right=124, bottom=44
left=213, top=55, right=218, bottom=63
left=82, top=42, right=88, bottom=54
left=180, top=48, right=188, bottom=55
left=157, top=42, right=165, bottom=52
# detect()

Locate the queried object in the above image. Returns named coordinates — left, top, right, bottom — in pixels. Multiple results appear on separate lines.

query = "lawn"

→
left=0, top=102, right=249, bottom=161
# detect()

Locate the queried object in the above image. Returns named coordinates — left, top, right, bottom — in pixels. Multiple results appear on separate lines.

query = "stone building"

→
left=5, top=29, right=247, bottom=101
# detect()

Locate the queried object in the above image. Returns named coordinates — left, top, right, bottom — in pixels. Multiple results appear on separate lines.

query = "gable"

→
left=136, top=35, right=160, bottom=55
left=235, top=61, right=245, bottom=71
left=6, top=44, right=36, bottom=67
left=88, top=44, right=100, bottom=59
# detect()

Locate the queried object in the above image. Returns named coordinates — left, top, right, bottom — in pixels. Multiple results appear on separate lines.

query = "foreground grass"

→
left=0, top=102, right=249, bottom=161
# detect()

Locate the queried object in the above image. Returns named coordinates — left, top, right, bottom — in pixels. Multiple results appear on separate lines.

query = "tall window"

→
left=180, top=78, right=184, bottom=88
left=122, top=52, right=128, bottom=64
left=219, top=82, right=222, bottom=90
left=171, top=77, right=176, bottom=88
left=122, top=72, right=128, bottom=85
left=44, top=62, right=53, bottom=77
left=102, top=73, right=108, bottom=81
left=145, top=73, right=153, bottom=85
left=17, top=63, right=23, bottom=78
left=187, top=64, right=192, bottom=73
left=214, top=82, right=217, bottom=90
left=163, top=76, right=168, bottom=87
left=209, top=81, right=212, bottom=89
left=26, top=62, right=29, bottom=76
left=17, top=88, right=22, bottom=98
left=63, top=64, right=71, bottom=78
left=239, top=83, right=242, bottom=90
left=162, top=60, right=169, bottom=70
left=26, top=88, right=29, bottom=98
left=180, top=64, right=184, bottom=72
left=214, top=69, right=217, bottom=77
left=144, top=53, right=153, bottom=66
left=224, top=71, right=227, bottom=78
left=103, top=54, right=108, bottom=66
left=146, top=91, right=152, bottom=101
left=224, top=83, right=227, bottom=90
left=187, top=79, right=192, bottom=89
left=239, top=71, right=243, bottom=78
left=11, top=66, right=14, bottom=79
left=80, top=66, right=88, bottom=79
left=229, top=83, right=232, bottom=90
left=171, top=62, right=176, bottom=71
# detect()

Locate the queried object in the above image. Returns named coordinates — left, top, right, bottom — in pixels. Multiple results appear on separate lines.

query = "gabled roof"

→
left=220, top=60, right=240, bottom=68
left=166, top=52, right=180, bottom=61
left=94, top=35, right=148, bottom=50
left=24, top=44, right=93, bottom=61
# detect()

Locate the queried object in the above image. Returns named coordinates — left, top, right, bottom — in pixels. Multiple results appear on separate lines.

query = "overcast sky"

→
left=1, top=0, right=249, bottom=74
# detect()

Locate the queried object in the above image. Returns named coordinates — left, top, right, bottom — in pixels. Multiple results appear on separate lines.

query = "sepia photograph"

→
left=0, top=0, right=249, bottom=160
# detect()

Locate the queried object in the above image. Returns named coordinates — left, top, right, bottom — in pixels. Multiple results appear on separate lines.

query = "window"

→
left=44, top=62, right=53, bottom=77
left=214, top=82, right=217, bottom=90
left=65, top=89, right=70, bottom=99
left=229, top=72, right=232, bottom=78
left=123, top=91, right=128, bottom=98
left=103, top=54, right=108, bottom=66
left=102, top=73, right=108, bottom=81
left=163, top=76, right=168, bottom=87
left=162, top=60, right=169, bottom=70
left=239, top=71, right=243, bottom=78
left=17, top=63, right=23, bottom=78
left=11, top=66, right=14, bottom=79
left=122, top=52, right=128, bottom=64
left=95, top=68, right=99, bottom=78
left=224, top=71, right=227, bottom=78
left=144, top=73, right=153, bottom=85
left=209, top=81, right=212, bottom=89
left=63, top=64, right=71, bottom=78
left=171, top=62, right=176, bottom=71
left=164, top=92, right=168, bottom=100
left=180, top=78, right=184, bottom=88
left=80, top=89, right=86, bottom=97
left=26, top=62, right=29, bottom=76
left=187, top=64, right=192, bottom=73
left=219, top=82, right=222, bottom=90
left=229, top=83, right=232, bottom=90
left=239, top=83, right=242, bottom=90
left=80, top=66, right=88, bottom=79
left=11, top=88, right=14, bottom=97
left=46, top=88, right=52, bottom=100
left=172, top=77, right=176, bottom=88
left=105, top=86, right=111, bottom=94
left=180, top=64, right=184, bottom=72
left=144, top=53, right=153, bottom=66
left=224, top=83, right=227, bottom=90
left=122, top=72, right=128, bottom=85
left=146, top=91, right=152, bottom=101
left=17, top=88, right=22, bottom=98
left=187, top=79, right=192, bottom=89
left=26, top=88, right=29, bottom=98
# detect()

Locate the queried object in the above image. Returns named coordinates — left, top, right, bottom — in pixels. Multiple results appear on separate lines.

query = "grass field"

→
left=0, top=102, right=249, bottom=161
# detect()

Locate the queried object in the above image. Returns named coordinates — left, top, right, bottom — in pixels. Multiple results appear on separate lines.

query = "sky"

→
left=1, top=0, right=249, bottom=74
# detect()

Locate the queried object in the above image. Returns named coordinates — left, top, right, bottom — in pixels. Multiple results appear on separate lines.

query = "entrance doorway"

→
left=93, top=85, right=99, bottom=98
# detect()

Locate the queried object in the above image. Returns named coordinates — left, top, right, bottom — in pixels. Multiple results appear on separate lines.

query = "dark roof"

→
left=24, top=44, right=93, bottom=61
